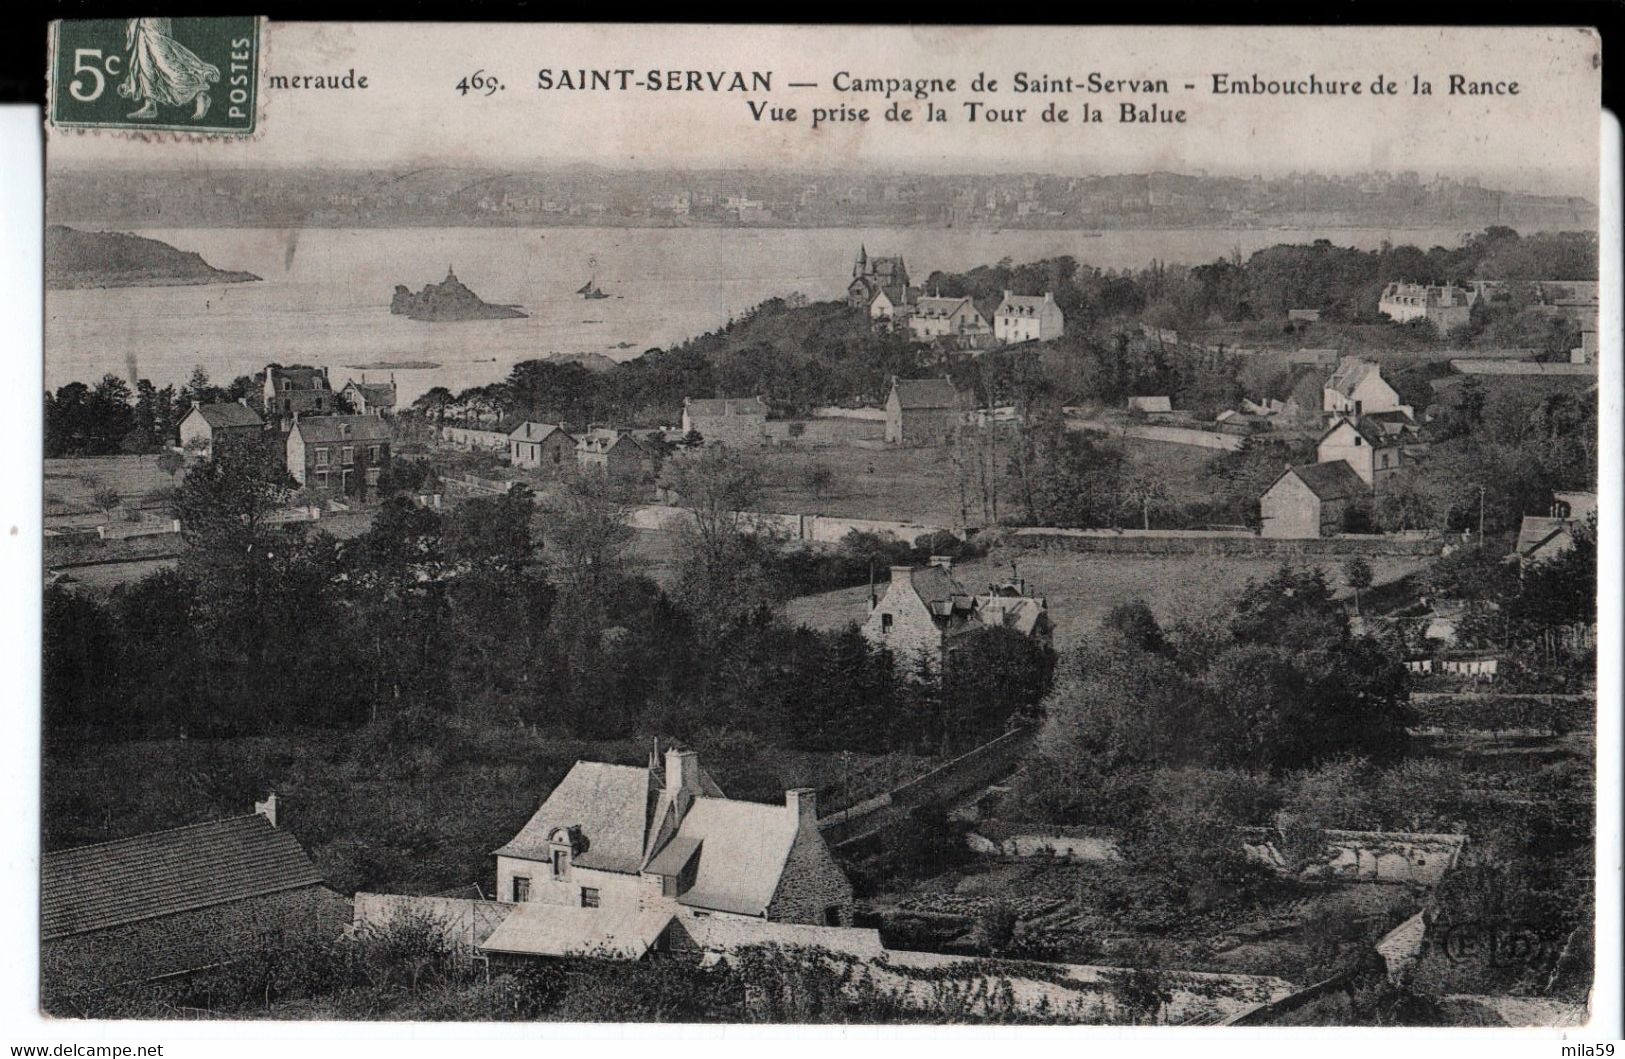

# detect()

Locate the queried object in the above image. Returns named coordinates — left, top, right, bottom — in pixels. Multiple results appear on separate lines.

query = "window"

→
left=315, top=397, right=323, bottom=410
left=314, top=447, right=329, bottom=467
left=823, top=905, right=843, bottom=927
left=367, top=444, right=380, bottom=461
left=580, top=887, right=600, bottom=908
left=552, top=849, right=566, bottom=878
left=342, top=446, right=355, bottom=465
left=315, top=470, right=328, bottom=489
left=512, top=877, right=530, bottom=902
left=880, top=613, right=893, bottom=633
left=366, top=467, right=381, bottom=486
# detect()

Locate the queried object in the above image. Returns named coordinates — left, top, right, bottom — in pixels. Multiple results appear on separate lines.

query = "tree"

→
left=1343, top=557, right=1373, bottom=615
left=660, top=448, right=778, bottom=622
left=802, top=462, right=836, bottom=501
left=542, top=472, right=635, bottom=599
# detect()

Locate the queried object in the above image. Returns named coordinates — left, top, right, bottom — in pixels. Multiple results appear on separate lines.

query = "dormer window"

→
left=548, top=825, right=581, bottom=879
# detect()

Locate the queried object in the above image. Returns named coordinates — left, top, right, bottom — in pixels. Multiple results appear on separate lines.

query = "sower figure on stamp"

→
left=118, top=17, right=219, bottom=120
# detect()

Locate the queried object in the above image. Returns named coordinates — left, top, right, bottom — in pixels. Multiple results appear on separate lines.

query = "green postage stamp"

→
left=48, top=17, right=262, bottom=135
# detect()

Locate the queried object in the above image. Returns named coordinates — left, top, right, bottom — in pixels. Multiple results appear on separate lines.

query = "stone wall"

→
left=350, top=892, right=511, bottom=954
left=766, top=826, right=855, bottom=926
left=1010, top=527, right=1439, bottom=557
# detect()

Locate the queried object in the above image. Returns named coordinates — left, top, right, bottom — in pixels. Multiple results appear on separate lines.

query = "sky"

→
left=48, top=23, right=1602, bottom=199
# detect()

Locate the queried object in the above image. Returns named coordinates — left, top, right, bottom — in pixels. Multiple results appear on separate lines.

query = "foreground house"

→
left=1259, top=462, right=1368, bottom=539
left=287, top=413, right=392, bottom=498
left=176, top=399, right=264, bottom=456
left=491, top=747, right=853, bottom=941
left=993, top=291, right=1065, bottom=343
left=885, top=376, right=962, bottom=446
left=41, top=797, right=348, bottom=1000
left=861, top=557, right=1052, bottom=672
left=681, top=396, right=769, bottom=447
left=508, top=421, right=576, bottom=473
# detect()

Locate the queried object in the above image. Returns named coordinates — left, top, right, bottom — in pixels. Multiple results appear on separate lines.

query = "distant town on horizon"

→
left=49, top=164, right=1596, bottom=232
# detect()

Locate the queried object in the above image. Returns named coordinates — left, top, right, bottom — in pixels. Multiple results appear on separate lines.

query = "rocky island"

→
left=390, top=267, right=527, bottom=321
left=46, top=225, right=262, bottom=290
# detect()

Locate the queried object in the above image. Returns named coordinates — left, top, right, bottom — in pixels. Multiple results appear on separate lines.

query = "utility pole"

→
left=1478, top=485, right=1485, bottom=548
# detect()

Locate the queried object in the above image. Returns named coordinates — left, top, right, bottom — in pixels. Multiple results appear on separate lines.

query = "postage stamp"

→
left=48, top=17, right=262, bottom=136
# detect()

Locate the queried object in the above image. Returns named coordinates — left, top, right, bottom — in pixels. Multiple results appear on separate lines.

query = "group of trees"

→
left=44, top=446, right=1052, bottom=755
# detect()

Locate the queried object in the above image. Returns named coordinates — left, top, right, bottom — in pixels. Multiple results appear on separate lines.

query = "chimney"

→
left=254, top=792, right=279, bottom=828
left=786, top=788, right=817, bottom=828
left=664, top=747, right=700, bottom=797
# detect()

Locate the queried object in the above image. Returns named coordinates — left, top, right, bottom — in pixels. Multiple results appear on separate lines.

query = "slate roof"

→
left=996, top=293, right=1058, bottom=317
left=1318, top=416, right=1399, bottom=448
left=42, top=815, right=324, bottom=941
left=493, top=762, right=656, bottom=873
left=685, top=396, right=768, bottom=418
left=344, top=381, right=396, bottom=409
left=267, top=366, right=329, bottom=390
left=1325, top=357, right=1379, bottom=396
left=508, top=421, right=570, bottom=442
left=1515, top=516, right=1574, bottom=561
left=890, top=377, right=960, bottom=410
left=905, top=564, right=973, bottom=616
left=671, top=797, right=799, bottom=917
left=577, top=428, right=643, bottom=454
left=913, top=296, right=976, bottom=320
left=1285, top=461, right=1368, bottom=502
left=189, top=402, right=264, bottom=429
left=480, top=903, right=673, bottom=960
left=293, top=414, right=392, bottom=444
left=974, top=595, right=1049, bottom=637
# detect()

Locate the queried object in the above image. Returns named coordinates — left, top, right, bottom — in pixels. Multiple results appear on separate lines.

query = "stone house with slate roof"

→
left=861, top=557, right=1052, bottom=673
left=508, top=421, right=576, bottom=473
left=681, top=396, right=769, bottom=447
left=885, top=376, right=962, bottom=446
left=340, top=378, right=398, bottom=417
left=846, top=246, right=911, bottom=311
left=489, top=747, right=853, bottom=959
left=287, top=413, right=392, bottom=498
left=993, top=291, right=1065, bottom=343
left=575, top=428, right=652, bottom=481
left=1322, top=357, right=1411, bottom=419
left=41, top=800, right=348, bottom=1000
left=176, top=399, right=264, bottom=457
left=1259, top=462, right=1369, bottom=539
left=1316, top=416, right=1404, bottom=490
left=261, top=364, right=335, bottom=420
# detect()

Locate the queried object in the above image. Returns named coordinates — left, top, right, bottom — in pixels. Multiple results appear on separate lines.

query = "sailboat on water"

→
left=577, top=255, right=610, bottom=299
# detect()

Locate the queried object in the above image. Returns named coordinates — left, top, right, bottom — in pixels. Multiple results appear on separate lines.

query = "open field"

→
left=45, top=455, right=184, bottom=516
left=784, top=546, right=1429, bottom=647
left=752, top=441, right=990, bottom=528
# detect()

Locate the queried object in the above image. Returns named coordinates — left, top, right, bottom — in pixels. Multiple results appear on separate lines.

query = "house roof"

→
left=479, top=903, right=674, bottom=960
left=577, top=429, right=643, bottom=454
left=974, top=595, right=1049, bottom=637
left=293, top=414, right=392, bottom=444
left=493, top=762, right=656, bottom=873
left=1515, top=516, right=1574, bottom=560
left=914, top=296, right=976, bottom=319
left=1284, top=461, right=1369, bottom=502
left=344, top=381, right=396, bottom=408
left=890, top=377, right=960, bottom=410
left=42, top=815, right=324, bottom=941
left=670, top=797, right=799, bottom=917
left=997, top=293, right=1057, bottom=316
left=188, top=402, right=264, bottom=429
left=1127, top=395, right=1173, bottom=413
left=1325, top=357, right=1380, bottom=396
left=901, top=564, right=973, bottom=617
left=508, top=421, right=570, bottom=443
left=685, top=396, right=767, bottom=418
left=1318, top=416, right=1399, bottom=448
left=267, top=365, right=329, bottom=389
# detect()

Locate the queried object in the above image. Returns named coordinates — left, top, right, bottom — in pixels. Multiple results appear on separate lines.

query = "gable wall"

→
left=766, top=826, right=854, bottom=926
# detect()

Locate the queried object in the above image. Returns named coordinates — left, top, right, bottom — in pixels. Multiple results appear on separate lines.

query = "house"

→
left=340, top=378, right=397, bottom=417
left=846, top=246, right=911, bottom=310
left=1378, top=282, right=1472, bottom=333
left=1126, top=395, right=1174, bottom=417
left=907, top=296, right=990, bottom=341
left=489, top=747, right=853, bottom=946
left=1514, top=491, right=1597, bottom=568
left=508, top=421, right=576, bottom=473
left=993, top=290, right=1065, bottom=343
left=682, top=396, right=769, bottom=447
left=861, top=557, right=1052, bottom=672
left=1259, top=462, right=1369, bottom=539
left=41, top=797, right=349, bottom=1000
left=576, top=428, right=652, bottom=481
left=1316, top=417, right=1404, bottom=489
left=1322, top=356, right=1412, bottom=418
left=440, top=423, right=511, bottom=451
left=885, top=376, right=962, bottom=446
left=287, top=413, right=392, bottom=498
left=262, top=364, right=335, bottom=419
left=176, top=399, right=264, bottom=456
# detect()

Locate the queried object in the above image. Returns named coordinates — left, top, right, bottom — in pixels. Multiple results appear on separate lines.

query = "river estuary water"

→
left=48, top=224, right=1484, bottom=406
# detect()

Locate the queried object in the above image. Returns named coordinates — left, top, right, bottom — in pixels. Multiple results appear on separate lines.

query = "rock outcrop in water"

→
left=46, top=225, right=261, bottom=289
left=390, top=267, right=527, bottom=321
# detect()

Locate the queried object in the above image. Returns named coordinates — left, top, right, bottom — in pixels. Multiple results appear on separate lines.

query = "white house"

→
left=908, top=296, right=990, bottom=341
left=1316, top=417, right=1404, bottom=489
left=491, top=748, right=853, bottom=937
left=993, top=291, right=1065, bottom=343
left=861, top=558, right=1051, bottom=672
left=1322, top=357, right=1412, bottom=419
